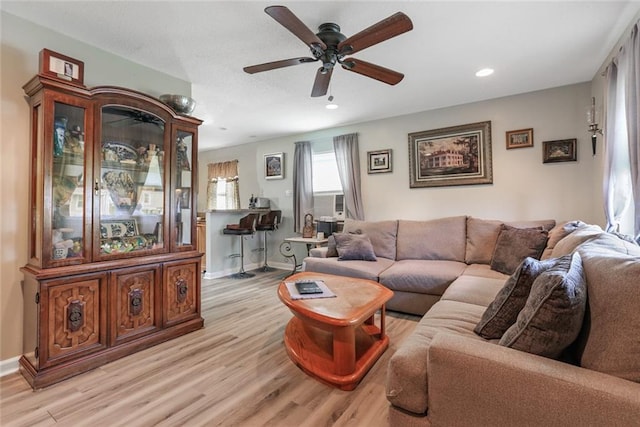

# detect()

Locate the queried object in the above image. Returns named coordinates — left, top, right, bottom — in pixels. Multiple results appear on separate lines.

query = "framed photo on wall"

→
left=543, top=139, right=577, bottom=163
left=39, top=49, right=85, bottom=85
left=506, top=128, right=534, bottom=149
left=408, top=121, right=493, bottom=188
left=264, top=152, right=284, bottom=180
left=367, top=149, right=392, bottom=174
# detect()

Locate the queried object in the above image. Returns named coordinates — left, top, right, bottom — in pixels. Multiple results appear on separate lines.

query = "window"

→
left=312, top=151, right=342, bottom=194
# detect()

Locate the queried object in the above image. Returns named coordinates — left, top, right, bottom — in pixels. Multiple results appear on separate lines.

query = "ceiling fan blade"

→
left=341, top=58, right=404, bottom=85
left=311, top=67, right=333, bottom=97
left=243, top=57, right=317, bottom=74
left=338, top=12, right=413, bottom=55
left=265, top=6, right=327, bottom=50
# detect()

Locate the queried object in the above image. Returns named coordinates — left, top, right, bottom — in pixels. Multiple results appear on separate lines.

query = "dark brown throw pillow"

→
left=490, top=225, right=549, bottom=275
left=326, top=234, right=338, bottom=257
left=475, top=257, right=558, bottom=339
left=499, top=252, right=587, bottom=359
left=333, top=233, right=377, bottom=261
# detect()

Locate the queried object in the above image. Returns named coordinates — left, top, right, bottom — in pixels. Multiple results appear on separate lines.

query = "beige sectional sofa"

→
left=303, top=217, right=640, bottom=425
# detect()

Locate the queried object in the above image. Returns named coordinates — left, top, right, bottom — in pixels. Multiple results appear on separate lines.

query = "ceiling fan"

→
left=243, top=6, right=413, bottom=97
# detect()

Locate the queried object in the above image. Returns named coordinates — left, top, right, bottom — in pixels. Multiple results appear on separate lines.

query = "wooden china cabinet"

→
left=20, top=74, right=204, bottom=389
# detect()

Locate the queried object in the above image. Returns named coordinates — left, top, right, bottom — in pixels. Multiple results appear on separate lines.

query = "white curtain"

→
left=293, top=141, right=314, bottom=233
left=333, top=133, right=365, bottom=220
left=603, top=20, right=639, bottom=240
left=206, top=160, right=240, bottom=210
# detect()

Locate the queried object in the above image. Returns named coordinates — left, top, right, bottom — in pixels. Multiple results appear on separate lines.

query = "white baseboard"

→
left=0, top=356, right=20, bottom=377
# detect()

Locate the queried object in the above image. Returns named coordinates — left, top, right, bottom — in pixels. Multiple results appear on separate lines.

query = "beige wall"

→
left=0, top=12, right=190, bottom=362
left=198, top=82, right=604, bottom=271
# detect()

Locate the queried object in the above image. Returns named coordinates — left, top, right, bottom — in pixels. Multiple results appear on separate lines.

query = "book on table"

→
left=295, top=280, right=323, bottom=294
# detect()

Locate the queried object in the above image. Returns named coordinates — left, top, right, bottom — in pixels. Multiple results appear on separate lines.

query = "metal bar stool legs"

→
left=229, top=234, right=254, bottom=279
left=223, top=213, right=258, bottom=279
left=254, top=210, right=281, bottom=273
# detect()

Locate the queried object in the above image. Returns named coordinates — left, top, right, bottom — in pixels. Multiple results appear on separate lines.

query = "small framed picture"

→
left=39, top=49, right=85, bottom=85
left=265, top=152, right=284, bottom=180
left=506, top=128, right=534, bottom=149
left=543, top=139, right=577, bottom=163
left=367, top=149, right=393, bottom=174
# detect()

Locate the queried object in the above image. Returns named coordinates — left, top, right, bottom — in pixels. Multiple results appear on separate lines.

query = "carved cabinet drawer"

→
left=163, top=260, right=201, bottom=327
left=110, top=264, right=162, bottom=346
left=40, top=273, right=108, bottom=369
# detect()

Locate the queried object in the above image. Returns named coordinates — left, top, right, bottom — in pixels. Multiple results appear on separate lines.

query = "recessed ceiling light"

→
left=326, top=103, right=339, bottom=110
left=475, top=68, right=494, bottom=77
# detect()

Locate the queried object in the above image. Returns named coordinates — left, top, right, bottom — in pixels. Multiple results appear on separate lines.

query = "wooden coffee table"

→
left=277, top=272, right=393, bottom=391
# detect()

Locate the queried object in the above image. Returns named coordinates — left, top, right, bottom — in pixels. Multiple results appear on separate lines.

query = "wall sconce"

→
left=587, top=96, right=603, bottom=156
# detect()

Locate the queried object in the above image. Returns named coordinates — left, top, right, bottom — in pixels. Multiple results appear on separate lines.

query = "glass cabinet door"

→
left=50, top=101, right=87, bottom=263
left=98, top=106, right=166, bottom=257
left=175, top=130, right=194, bottom=249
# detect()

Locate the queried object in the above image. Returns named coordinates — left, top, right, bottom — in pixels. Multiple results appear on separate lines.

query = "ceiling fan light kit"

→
left=244, top=5, right=413, bottom=97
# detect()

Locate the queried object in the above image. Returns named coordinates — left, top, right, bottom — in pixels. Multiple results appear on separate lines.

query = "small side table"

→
left=280, top=236, right=328, bottom=276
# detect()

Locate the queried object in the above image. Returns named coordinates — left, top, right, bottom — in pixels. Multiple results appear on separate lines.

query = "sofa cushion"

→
left=499, top=253, right=586, bottom=359
left=575, top=248, right=640, bottom=382
left=441, top=275, right=505, bottom=307
left=475, top=257, right=558, bottom=339
left=333, top=233, right=377, bottom=261
left=462, top=264, right=510, bottom=280
left=490, top=225, right=549, bottom=275
left=302, top=257, right=394, bottom=282
left=465, top=217, right=503, bottom=264
left=342, top=219, right=398, bottom=260
left=550, top=223, right=603, bottom=257
left=396, top=216, right=467, bottom=262
left=386, top=300, right=487, bottom=414
left=379, top=260, right=467, bottom=295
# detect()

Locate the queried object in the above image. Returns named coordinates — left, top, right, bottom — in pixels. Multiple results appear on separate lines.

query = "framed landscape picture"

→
left=543, top=139, right=577, bottom=163
left=265, top=152, right=284, bottom=179
left=506, top=128, right=533, bottom=149
left=408, top=121, right=493, bottom=188
left=367, top=149, right=392, bottom=174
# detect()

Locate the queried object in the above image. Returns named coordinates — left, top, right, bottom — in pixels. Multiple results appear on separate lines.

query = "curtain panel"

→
left=604, top=19, right=639, bottom=240
left=333, top=133, right=365, bottom=220
left=207, top=160, right=240, bottom=210
left=293, top=141, right=314, bottom=233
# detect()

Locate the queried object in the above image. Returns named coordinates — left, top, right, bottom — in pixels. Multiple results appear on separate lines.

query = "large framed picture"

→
left=367, top=149, right=392, bottom=174
left=264, top=152, right=284, bottom=180
left=506, top=128, right=534, bottom=149
left=542, top=139, right=577, bottom=163
left=39, top=48, right=85, bottom=85
left=408, top=121, right=493, bottom=188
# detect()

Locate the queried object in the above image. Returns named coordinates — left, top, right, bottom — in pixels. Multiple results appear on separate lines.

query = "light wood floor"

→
left=0, top=270, right=419, bottom=427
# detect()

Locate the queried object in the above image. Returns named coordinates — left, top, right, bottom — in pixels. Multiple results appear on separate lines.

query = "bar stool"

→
left=254, top=210, right=282, bottom=272
left=223, top=213, right=258, bottom=279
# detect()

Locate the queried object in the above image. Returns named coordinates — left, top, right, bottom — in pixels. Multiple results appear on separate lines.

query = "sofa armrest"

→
left=427, top=333, right=640, bottom=426
left=308, top=247, right=329, bottom=258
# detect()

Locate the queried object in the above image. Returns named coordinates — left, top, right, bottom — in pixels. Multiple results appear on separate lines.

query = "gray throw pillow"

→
left=499, top=252, right=586, bottom=359
left=334, top=233, right=377, bottom=261
left=490, top=225, right=549, bottom=275
left=475, top=257, right=558, bottom=339
left=326, top=230, right=362, bottom=257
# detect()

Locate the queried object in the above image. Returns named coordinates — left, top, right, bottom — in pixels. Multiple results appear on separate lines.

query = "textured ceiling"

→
left=2, top=1, right=639, bottom=151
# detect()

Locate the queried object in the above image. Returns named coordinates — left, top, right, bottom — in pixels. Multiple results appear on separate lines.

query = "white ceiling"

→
left=2, top=1, right=639, bottom=151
